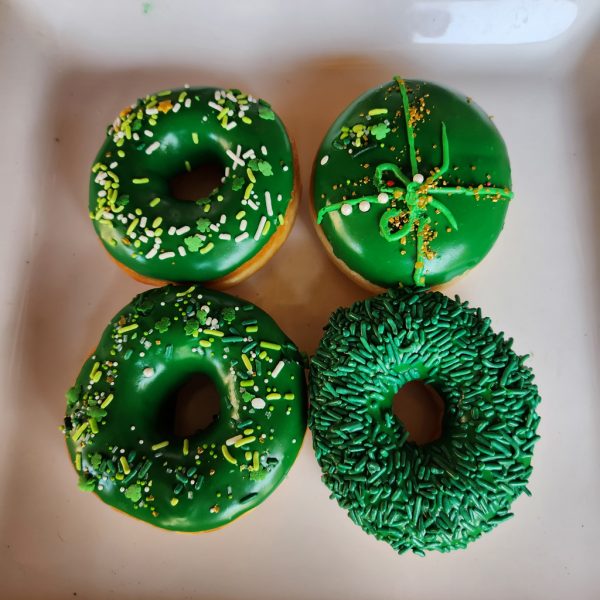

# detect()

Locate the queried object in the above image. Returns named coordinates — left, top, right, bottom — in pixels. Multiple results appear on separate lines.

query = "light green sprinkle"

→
left=185, top=160, right=191, bottom=172
left=100, top=394, right=114, bottom=409
left=247, top=168, right=256, bottom=183
left=132, top=178, right=149, bottom=184
left=236, top=211, right=246, bottom=220
left=368, top=108, right=388, bottom=116
left=252, top=451, right=260, bottom=471
left=119, top=456, right=131, bottom=475
left=240, top=379, right=254, bottom=388
left=266, top=393, right=282, bottom=400
left=200, top=243, right=215, bottom=255
left=151, top=440, right=169, bottom=451
left=246, top=325, right=258, bottom=333
left=258, top=350, right=267, bottom=360
left=75, top=452, right=82, bottom=471
left=260, top=341, right=281, bottom=351
left=170, top=497, right=179, bottom=506
left=203, top=329, right=223, bottom=337
left=150, top=197, right=161, bottom=207
left=71, top=422, right=88, bottom=441
left=234, top=436, right=256, bottom=448
left=283, top=393, right=295, bottom=400
left=89, top=418, right=99, bottom=434
left=199, top=339, right=211, bottom=348
left=244, top=183, right=253, bottom=199
left=89, top=361, right=100, bottom=378
left=117, top=323, right=139, bottom=334
left=126, top=218, right=139, bottom=236
left=175, top=285, right=195, bottom=297
left=192, top=132, right=199, bottom=144
left=152, top=216, right=163, bottom=228
left=242, top=354, right=253, bottom=372
left=183, top=438, right=189, bottom=456
left=222, top=444, right=237, bottom=464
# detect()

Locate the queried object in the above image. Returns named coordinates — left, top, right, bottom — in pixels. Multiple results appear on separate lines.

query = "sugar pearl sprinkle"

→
left=64, top=285, right=304, bottom=529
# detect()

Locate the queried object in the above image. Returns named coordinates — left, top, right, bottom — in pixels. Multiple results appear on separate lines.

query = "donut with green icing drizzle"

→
left=90, top=87, right=297, bottom=286
left=64, top=285, right=306, bottom=532
left=309, top=287, right=540, bottom=555
left=312, top=78, right=513, bottom=289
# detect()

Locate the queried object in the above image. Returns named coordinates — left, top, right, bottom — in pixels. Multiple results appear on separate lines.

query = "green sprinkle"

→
left=117, top=323, right=139, bottom=334
left=170, top=497, right=179, bottom=506
left=89, top=418, right=99, bottom=434
left=247, top=168, right=256, bottom=183
left=368, top=108, right=388, bottom=116
left=242, top=354, right=253, bottom=372
left=246, top=325, right=258, bottom=333
left=240, top=379, right=254, bottom=388
left=152, top=216, right=163, bottom=228
left=132, top=178, right=149, bottom=184
left=236, top=211, right=246, bottom=220
left=183, top=438, right=189, bottom=456
left=126, top=218, right=139, bottom=236
left=151, top=440, right=169, bottom=451
left=75, top=452, right=82, bottom=471
left=185, top=160, right=192, bottom=172
left=266, top=393, right=282, bottom=400
left=244, top=183, right=254, bottom=199
left=192, top=132, right=199, bottom=144
left=176, top=285, right=196, bottom=297
left=200, top=242, right=215, bottom=254
left=283, top=393, right=295, bottom=400
left=252, top=451, right=260, bottom=470
left=149, top=197, right=161, bottom=207
left=199, top=339, right=211, bottom=348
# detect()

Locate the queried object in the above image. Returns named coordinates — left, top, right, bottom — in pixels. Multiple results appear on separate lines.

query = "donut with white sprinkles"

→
left=90, top=87, right=298, bottom=286
left=309, top=287, right=540, bottom=555
left=64, top=285, right=306, bottom=532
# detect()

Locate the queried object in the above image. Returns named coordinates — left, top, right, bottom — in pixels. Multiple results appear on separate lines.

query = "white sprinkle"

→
left=235, top=232, right=249, bottom=242
left=226, top=145, right=245, bottom=169
left=224, top=166, right=230, bottom=178
left=184, top=98, right=192, bottom=108
left=226, top=92, right=236, bottom=102
left=146, top=229, right=154, bottom=238
left=143, top=367, right=154, bottom=377
left=261, top=145, right=268, bottom=156
left=146, top=107, right=158, bottom=115
left=265, top=191, right=273, bottom=216
left=240, top=220, right=247, bottom=232
left=219, top=214, right=227, bottom=224
left=144, top=129, right=154, bottom=137
left=254, top=216, right=267, bottom=240
left=176, top=225, right=190, bottom=235
left=109, top=161, right=118, bottom=169
left=168, top=226, right=176, bottom=236
left=225, top=122, right=237, bottom=130
left=242, top=149, right=256, bottom=160
left=272, top=361, right=285, bottom=378
left=208, top=101, right=223, bottom=112
left=341, top=203, right=352, bottom=216
left=226, top=435, right=242, bottom=446
left=359, top=200, right=370, bottom=212
left=377, top=192, right=389, bottom=203
left=139, top=235, right=148, bottom=243
left=132, top=133, right=140, bottom=141
left=251, top=398, right=266, bottom=410
left=102, top=212, right=114, bottom=220
left=98, top=190, right=107, bottom=198
left=413, top=173, right=425, bottom=184
left=277, top=194, right=282, bottom=202
left=146, top=141, right=160, bottom=155
left=320, top=155, right=329, bottom=165
left=159, top=251, right=175, bottom=260
left=172, top=103, right=181, bottom=113
left=140, top=216, right=147, bottom=228
left=209, top=224, right=220, bottom=232
left=247, top=200, right=259, bottom=211
left=282, top=165, right=289, bottom=171
left=219, top=233, right=232, bottom=241
left=178, top=246, right=187, bottom=256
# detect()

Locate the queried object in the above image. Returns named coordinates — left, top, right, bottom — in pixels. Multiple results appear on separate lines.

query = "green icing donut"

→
left=64, top=285, right=306, bottom=532
left=90, top=87, right=296, bottom=284
left=309, top=288, right=540, bottom=555
left=312, top=78, right=513, bottom=288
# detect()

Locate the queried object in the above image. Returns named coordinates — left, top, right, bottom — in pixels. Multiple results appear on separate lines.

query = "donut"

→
left=90, top=87, right=299, bottom=287
left=312, top=77, right=513, bottom=291
left=64, top=285, right=306, bottom=532
left=309, top=287, right=540, bottom=555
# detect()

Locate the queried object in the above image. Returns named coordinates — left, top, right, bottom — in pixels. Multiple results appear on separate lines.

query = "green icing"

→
left=64, top=285, right=306, bottom=532
left=313, top=78, right=513, bottom=288
left=90, top=87, right=295, bottom=283
left=309, top=287, right=540, bottom=555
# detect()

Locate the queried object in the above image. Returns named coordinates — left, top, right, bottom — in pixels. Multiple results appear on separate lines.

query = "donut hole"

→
left=171, top=373, right=222, bottom=437
left=169, top=159, right=224, bottom=202
left=392, top=381, right=445, bottom=446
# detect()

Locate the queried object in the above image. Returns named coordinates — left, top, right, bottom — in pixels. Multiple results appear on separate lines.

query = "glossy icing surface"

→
left=64, top=285, right=306, bottom=532
left=313, top=78, right=512, bottom=288
left=309, top=288, right=540, bottom=554
left=90, top=87, right=295, bottom=282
